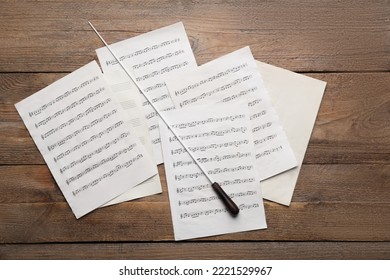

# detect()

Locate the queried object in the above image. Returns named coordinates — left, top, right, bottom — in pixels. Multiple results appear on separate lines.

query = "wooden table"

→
left=0, top=1, right=389, bottom=259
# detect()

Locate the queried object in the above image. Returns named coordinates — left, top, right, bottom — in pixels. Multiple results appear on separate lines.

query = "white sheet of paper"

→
left=96, top=22, right=197, bottom=164
left=15, top=61, right=157, bottom=218
left=102, top=71, right=162, bottom=206
left=166, top=47, right=297, bottom=181
left=255, top=60, right=326, bottom=205
left=160, top=101, right=267, bottom=241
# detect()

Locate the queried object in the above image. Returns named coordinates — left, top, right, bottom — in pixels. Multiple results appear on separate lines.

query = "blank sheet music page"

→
left=255, top=60, right=326, bottom=205
left=102, top=70, right=162, bottom=206
left=15, top=61, right=157, bottom=218
left=160, top=102, right=267, bottom=240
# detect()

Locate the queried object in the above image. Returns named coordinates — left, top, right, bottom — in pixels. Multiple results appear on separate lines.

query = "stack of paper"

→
left=166, top=46, right=298, bottom=181
left=96, top=22, right=197, bottom=164
left=15, top=61, right=160, bottom=218
left=160, top=102, right=267, bottom=240
left=15, top=22, right=326, bottom=240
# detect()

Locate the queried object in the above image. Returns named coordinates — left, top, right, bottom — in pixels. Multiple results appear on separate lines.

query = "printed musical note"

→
left=166, top=46, right=297, bottom=180
left=15, top=61, right=157, bottom=218
left=96, top=22, right=197, bottom=164
left=100, top=70, right=162, bottom=207
left=160, top=101, right=267, bottom=241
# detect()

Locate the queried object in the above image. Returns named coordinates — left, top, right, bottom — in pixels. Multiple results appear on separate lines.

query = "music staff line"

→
left=171, top=139, right=250, bottom=155
left=256, top=145, right=284, bottom=159
left=105, top=38, right=181, bottom=66
left=59, top=132, right=131, bottom=173
left=172, top=151, right=252, bottom=168
left=178, top=190, right=258, bottom=206
left=221, top=87, right=258, bottom=103
left=53, top=121, right=124, bottom=162
left=170, top=114, right=245, bottom=130
left=35, top=87, right=106, bottom=128
left=169, top=126, right=248, bottom=142
left=72, top=154, right=144, bottom=197
left=174, top=62, right=248, bottom=96
left=47, top=109, right=118, bottom=151
left=66, top=143, right=137, bottom=185
left=132, top=50, right=185, bottom=70
left=179, top=75, right=254, bottom=107
left=29, top=76, right=99, bottom=117
left=179, top=203, right=260, bottom=219
left=174, top=165, right=254, bottom=181
left=176, top=178, right=256, bottom=194
left=41, top=96, right=111, bottom=139
left=135, top=61, right=189, bottom=82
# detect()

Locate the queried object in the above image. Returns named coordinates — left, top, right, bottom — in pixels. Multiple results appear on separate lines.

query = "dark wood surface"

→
left=0, top=0, right=389, bottom=259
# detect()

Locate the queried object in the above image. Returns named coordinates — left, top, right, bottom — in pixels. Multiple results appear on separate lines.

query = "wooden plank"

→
left=307, top=73, right=390, bottom=164
left=1, top=242, right=390, bottom=260
left=1, top=0, right=388, bottom=262
left=0, top=122, right=45, bottom=165
left=0, top=165, right=168, bottom=204
left=294, top=164, right=390, bottom=203
left=3, top=1, right=389, bottom=33
left=0, top=1, right=389, bottom=72
left=0, top=164, right=388, bottom=204
left=1, top=72, right=388, bottom=165
left=0, top=73, right=67, bottom=122
left=1, top=201, right=389, bottom=243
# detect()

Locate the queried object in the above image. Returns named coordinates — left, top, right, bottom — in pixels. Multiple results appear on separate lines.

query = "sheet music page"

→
left=15, top=61, right=157, bottom=218
left=166, top=47, right=297, bottom=180
left=160, top=102, right=267, bottom=240
left=255, top=60, right=326, bottom=205
left=102, top=71, right=162, bottom=206
left=96, top=22, right=197, bottom=164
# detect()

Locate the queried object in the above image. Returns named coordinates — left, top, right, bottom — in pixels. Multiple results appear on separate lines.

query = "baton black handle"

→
left=211, top=182, right=240, bottom=216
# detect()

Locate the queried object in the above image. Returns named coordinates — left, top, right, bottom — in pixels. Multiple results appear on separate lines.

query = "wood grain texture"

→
left=1, top=242, right=390, bottom=260
left=0, top=164, right=388, bottom=204
left=0, top=0, right=389, bottom=259
left=1, top=73, right=389, bottom=165
left=0, top=1, right=389, bottom=72
left=1, top=201, right=389, bottom=243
